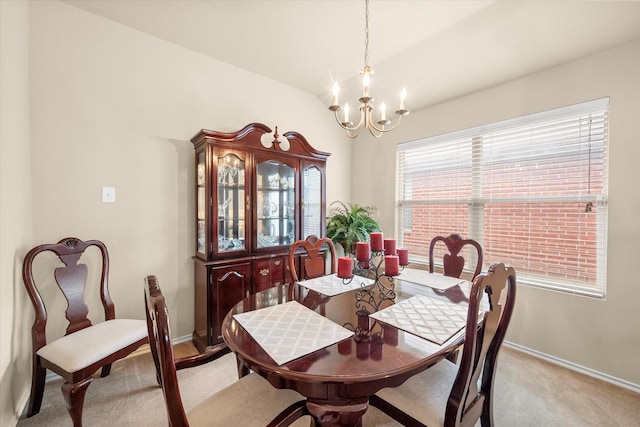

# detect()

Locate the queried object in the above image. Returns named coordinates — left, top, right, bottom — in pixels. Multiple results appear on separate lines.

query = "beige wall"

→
left=0, top=1, right=34, bottom=426
left=1, top=1, right=350, bottom=424
left=352, top=42, right=640, bottom=387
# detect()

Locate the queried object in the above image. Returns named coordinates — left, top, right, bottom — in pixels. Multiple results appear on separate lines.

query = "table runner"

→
left=233, top=301, right=354, bottom=365
left=298, top=273, right=375, bottom=296
left=369, top=294, right=469, bottom=345
left=398, top=269, right=469, bottom=290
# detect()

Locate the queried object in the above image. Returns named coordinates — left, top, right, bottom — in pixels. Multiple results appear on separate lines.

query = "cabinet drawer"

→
left=253, top=256, right=286, bottom=292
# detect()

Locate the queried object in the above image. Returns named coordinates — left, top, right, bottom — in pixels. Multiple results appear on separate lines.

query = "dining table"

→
left=222, top=269, right=477, bottom=427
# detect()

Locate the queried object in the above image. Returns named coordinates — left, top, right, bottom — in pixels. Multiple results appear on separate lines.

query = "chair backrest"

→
left=22, top=237, right=113, bottom=350
left=144, top=275, right=190, bottom=427
left=429, top=233, right=484, bottom=280
left=288, top=235, right=336, bottom=282
left=447, top=262, right=516, bottom=427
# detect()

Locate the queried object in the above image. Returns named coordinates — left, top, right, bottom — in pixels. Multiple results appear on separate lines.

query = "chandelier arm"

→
left=333, top=107, right=366, bottom=137
left=367, top=113, right=404, bottom=134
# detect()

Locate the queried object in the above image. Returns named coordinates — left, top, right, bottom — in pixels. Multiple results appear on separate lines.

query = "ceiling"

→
left=62, top=0, right=640, bottom=113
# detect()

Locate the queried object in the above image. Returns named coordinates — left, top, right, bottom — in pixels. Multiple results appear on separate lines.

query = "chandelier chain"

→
left=364, top=0, right=369, bottom=67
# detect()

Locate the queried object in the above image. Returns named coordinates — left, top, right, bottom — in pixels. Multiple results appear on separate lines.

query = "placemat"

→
left=398, top=269, right=469, bottom=290
left=369, top=294, right=469, bottom=345
left=297, top=273, right=375, bottom=296
left=233, top=301, right=354, bottom=365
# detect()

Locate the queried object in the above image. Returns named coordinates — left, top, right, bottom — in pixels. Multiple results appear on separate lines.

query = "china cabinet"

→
left=191, top=123, right=330, bottom=350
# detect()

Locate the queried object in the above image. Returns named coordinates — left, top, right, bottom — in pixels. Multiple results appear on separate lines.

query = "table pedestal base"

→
left=306, top=397, right=368, bottom=427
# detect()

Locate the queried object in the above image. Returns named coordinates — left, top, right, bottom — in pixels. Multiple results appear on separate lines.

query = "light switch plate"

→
left=101, top=186, right=116, bottom=203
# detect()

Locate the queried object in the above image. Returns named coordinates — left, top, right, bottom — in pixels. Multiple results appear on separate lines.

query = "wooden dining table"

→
left=222, top=271, right=475, bottom=427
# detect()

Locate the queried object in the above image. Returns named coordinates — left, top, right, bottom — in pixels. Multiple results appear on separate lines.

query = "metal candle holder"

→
left=341, top=250, right=408, bottom=314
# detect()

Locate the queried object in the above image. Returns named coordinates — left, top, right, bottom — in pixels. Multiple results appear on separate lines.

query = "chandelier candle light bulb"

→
left=328, top=0, right=409, bottom=138
left=332, top=82, right=339, bottom=106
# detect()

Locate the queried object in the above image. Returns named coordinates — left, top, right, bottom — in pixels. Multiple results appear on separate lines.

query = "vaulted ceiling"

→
left=62, top=0, right=640, bottom=113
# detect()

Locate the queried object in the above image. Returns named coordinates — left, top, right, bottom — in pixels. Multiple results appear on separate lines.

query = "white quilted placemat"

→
left=370, top=294, right=469, bottom=345
left=298, top=273, right=375, bottom=296
left=233, top=301, right=354, bottom=365
left=398, top=269, right=469, bottom=290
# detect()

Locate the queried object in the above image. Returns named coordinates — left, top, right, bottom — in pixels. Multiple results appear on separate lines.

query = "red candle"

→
left=338, top=339, right=352, bottom=355
left=337, top=256, right=353, bottom=278
left=370, top=335, right=383, bottom=361
left=384, top=255, right=400, bottom=276
left=384, top=238, right=397, bottom=255
left=357, top=310, right=370, bottom=332
left=383, top=324, right=398, bottom=346
left=397, top=248, right=409, bottom=266
left=370, top=232, right=383, bottom=251
left=356, top=241, right=371, bottom=261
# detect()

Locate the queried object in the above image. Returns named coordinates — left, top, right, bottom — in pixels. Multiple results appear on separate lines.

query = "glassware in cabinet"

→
left=216, top=152, right=246, bottom=254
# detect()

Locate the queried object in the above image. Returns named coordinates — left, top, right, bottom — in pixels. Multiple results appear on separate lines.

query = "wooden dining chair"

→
left=288, top=235, right=336, bottom=282
left=429, top=233, right=484, bottom=280
left=370, top=262, right=517, bottom=427
left=21, top=237, right=148, bottom=427
left=144, top=275, right=313, bottom=427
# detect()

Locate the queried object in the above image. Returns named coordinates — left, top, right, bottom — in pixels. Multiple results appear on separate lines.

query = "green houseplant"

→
left=326, top=201, right=381, bottom=255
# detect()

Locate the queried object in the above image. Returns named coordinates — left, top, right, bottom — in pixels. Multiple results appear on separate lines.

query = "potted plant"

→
left=326, top=201, right=381, bottom=256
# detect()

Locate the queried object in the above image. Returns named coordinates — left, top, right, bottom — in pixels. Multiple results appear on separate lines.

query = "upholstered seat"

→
left=186, top=374, right=310, bottom=426
left=22, top=237, right=148, bottom=427
left=371, top=263, right=517, bottom=427
left=36, top=319, right=146, bottom=373
left=145, top=275, right=312, bottom=427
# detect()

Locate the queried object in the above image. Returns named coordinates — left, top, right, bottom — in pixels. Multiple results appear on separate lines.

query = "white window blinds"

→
left=396, top=98, right=609, bottom=297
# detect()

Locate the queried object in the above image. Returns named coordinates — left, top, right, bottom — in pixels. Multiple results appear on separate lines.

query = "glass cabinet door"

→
left=196, top=151, right=207, bottom=255
left=216, top=153, right=246, bottom=254
left=256, top=159, right=295, bottom=249
left=302, top=164, right=322, bottom=238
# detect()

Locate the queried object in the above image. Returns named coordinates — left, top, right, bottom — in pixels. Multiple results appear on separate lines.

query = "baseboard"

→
left=504, top=341, right=640, bottom=394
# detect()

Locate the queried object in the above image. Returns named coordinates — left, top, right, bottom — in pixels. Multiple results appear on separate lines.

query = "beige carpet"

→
left=16, top=345, right=640, bottom=426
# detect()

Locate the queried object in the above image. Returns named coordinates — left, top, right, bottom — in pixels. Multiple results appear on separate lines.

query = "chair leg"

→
left=61, top=377, right=92, bottom=427
left=480, top=393, right=494, bottom=427
left=446, top=349, right=459, bottom=363
left=236, top=356, right=250, bottom=379
left=266, top=400, right=312, bottom=427
left=100, top=363, right=112, bottom=377
left=26, top=363, right=47, bottom=417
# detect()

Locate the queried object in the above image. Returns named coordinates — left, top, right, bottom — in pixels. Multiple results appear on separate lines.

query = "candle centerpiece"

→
left=340, top=232, right=410, bottom=314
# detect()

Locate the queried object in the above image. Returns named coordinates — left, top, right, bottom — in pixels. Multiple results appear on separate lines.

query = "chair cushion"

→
left=188, top=372, right=311, bottom=427
left=375, top=359, right=458, bottom=427
left=37, top=319, right=147, bottom=373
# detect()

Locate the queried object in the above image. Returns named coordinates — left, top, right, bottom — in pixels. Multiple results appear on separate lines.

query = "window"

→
left=396, top=98, right=608, bottom=297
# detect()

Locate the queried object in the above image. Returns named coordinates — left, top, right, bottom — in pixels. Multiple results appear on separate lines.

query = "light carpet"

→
left=16, top=346, right=640, bottom=426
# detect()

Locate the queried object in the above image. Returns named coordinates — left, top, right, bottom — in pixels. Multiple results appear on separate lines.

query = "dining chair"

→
left=429, top=233, right=484, bottom=280
left=144, top=275, right=313, bottom=427
left=288, top=235, right=336, bottom=282
left=21, top=237, right=148, bottom=427
left=370, top=262, right=517, bottom=427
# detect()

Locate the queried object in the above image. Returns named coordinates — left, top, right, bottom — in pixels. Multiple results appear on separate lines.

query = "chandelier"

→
left=329, top=0, right=409, bottom=138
